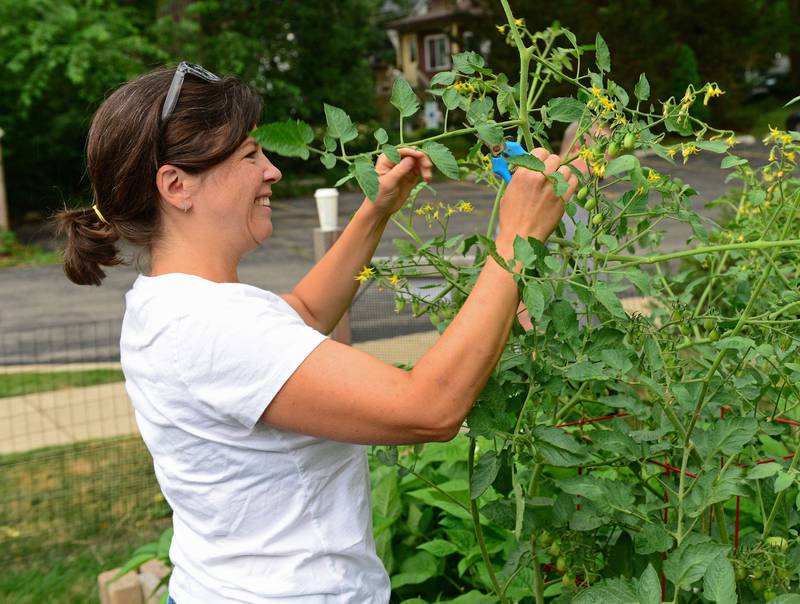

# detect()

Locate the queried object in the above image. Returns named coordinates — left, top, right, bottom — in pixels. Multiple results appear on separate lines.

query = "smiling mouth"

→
left=254, top=196, right=271, bottom=207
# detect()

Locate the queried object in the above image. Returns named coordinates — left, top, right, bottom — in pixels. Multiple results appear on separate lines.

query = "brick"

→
left=108, top=571, right=144, bottom=604
left=140, top=559, right=171, bottom=580
left=139, top=561, right=170, bottom=603
left=97, top=567, right=121, bottom=604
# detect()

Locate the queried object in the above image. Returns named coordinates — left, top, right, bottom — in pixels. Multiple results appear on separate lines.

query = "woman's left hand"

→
left=371, top=148, right=434, bottom=215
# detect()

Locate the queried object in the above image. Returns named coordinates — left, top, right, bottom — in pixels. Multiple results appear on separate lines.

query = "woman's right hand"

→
left=496, top=148, right=577, bottom=254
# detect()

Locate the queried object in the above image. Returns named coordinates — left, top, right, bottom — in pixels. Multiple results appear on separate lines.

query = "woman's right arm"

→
left=261, top=150, right=577, bottom=445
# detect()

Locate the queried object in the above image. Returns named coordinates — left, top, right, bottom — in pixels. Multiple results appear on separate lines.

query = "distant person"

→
left=54, top=62, right=577, bottom=603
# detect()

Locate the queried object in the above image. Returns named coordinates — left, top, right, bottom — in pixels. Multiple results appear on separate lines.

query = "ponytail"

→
left=54, top=206, right=122, bottom=286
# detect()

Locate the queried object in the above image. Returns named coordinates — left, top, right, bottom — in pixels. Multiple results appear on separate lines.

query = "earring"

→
left=182, top=199, right=189, bottom=213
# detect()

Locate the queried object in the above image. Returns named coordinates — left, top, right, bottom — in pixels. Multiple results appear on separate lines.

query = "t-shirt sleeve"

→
left=174, top=293, right=327, bottom=429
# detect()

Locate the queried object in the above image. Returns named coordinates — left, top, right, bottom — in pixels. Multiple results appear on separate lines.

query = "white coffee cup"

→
left=314, top=188, right=339, bottom=231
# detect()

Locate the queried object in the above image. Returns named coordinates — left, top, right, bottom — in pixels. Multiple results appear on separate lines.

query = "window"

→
left=424, top=34, right=450, bottom=71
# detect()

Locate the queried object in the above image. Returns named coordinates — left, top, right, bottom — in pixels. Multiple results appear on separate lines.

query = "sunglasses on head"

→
left=161, top=61, right=221, bottom=122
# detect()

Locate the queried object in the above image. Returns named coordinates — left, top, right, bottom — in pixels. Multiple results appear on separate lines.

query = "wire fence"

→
left=0, top=283, right=436, bottom=562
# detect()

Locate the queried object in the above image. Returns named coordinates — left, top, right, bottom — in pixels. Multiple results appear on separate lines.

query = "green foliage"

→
left=0, top=0, right=166, bottom=219
left=251, top=4, right=800, bottom=600
left=0, top=0, right=387, bottom=221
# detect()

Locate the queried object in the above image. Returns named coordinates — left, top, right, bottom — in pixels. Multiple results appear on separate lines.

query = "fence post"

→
left=0, top=128, right=9, bottom=231
left=312, top=227, right=352, bottom=345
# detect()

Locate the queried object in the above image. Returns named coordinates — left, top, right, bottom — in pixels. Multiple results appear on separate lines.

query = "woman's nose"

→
left=264, top=160, right=282, bottom=184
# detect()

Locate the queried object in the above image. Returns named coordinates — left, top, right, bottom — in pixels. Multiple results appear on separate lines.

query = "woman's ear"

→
left=156, top=164, right=194, bottom=212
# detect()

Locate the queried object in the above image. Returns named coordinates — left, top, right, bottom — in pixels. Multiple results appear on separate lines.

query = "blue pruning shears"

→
left=490, top=141, right=526, bottom=184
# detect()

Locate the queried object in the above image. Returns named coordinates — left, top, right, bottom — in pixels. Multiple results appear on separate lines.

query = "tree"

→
left=0, top=0, right=165, bottom=220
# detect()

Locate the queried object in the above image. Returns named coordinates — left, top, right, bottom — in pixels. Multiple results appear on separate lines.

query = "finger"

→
left=543, top=153, right=561, bottom=175
left=385, top=156, right=418, bottom=185
left=531, top=147, right=549, bottom=162
left=397, top=148, right=433, bottom=182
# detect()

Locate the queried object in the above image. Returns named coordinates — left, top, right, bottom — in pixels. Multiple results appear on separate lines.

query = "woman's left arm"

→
left=280, top=148, right=432, bottom=334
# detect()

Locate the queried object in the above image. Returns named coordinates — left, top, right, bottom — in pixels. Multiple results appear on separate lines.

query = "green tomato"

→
left=556, top=557, right=568, bottom=572
left=752, top=568, right=764, bottom=579
left=671, top=309, right=683, bottom=321
left=540, top=531, right=553, bottom=547
left=703, top=318, right=715, bottom=332
left=709, top=329, right=720, bottom=342
left=561, top=573, right=574, bottom=587
left=735, top=565, right=747, bottom=581
left=765, top=536, right=789, bottom=551
left=576, top=186, right=589, bottom=201
left=679, top=324, right=692, bottom=336
left=764, top=591, right=777, bottom=601
left=549, top=541, right=561, bottom=556
left=607, top=141, right=620, bottom=158
left=751, top=578, right=764, bottom=592
left=584, top=197, right=597, bottom=211
left=623, top=132, right=636, bottom=151
left=592, top=213, right=604, bottom=226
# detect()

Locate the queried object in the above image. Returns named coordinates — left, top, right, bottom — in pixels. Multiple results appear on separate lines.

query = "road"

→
left=0, top=140, right=768, bottom=364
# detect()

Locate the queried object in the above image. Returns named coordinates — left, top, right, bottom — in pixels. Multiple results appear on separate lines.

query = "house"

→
left=385, top=0, right=489, bottom=91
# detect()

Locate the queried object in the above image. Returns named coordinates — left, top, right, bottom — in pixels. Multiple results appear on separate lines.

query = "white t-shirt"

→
left=120, top=273, right=391, bottom=603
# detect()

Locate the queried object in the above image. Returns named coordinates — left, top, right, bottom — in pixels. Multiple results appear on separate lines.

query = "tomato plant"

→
left=257, top=2, right=800, bottom=602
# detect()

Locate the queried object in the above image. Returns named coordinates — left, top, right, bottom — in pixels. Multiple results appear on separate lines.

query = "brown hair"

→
left=54, top=66, right=262, bottom=285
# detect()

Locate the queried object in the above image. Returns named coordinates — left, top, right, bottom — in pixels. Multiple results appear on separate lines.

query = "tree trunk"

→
left=0, top=129, right=8, bottom=231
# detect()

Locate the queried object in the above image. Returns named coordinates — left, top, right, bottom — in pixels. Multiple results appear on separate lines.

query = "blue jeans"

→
left=167, top=597, right=177, bottom=604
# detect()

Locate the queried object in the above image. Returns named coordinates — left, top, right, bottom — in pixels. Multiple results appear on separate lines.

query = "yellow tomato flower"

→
left=786, top=151, right=796, bottom=163
left=780, top=133, right=793, bottom=145
left=457, top=200, right=474, bottom=213
left=388, top=274, right=400, bottom=287
left=355, top=266, right=376, bottom=282
left=769, top=149, right=777, bottom=162
left=666, top=147, right=677, bottom=159
left=599, top=97, right=615, bottom=111
left=647, top=170, right=660, bottom=183
left=515, top=18, right=525, bottom=27
left=496, top=24, right=507, bottom=34
left=591, top=84, right=602, bottom=99
left=681, top=144, right=699, bottom=163
left=703, top=84, right=725, bottom=106
left=726, top=135, right=737, bottom=146
left=578, top=147, right=594, bottom=161
left=592, top=161, right=606, bottom=178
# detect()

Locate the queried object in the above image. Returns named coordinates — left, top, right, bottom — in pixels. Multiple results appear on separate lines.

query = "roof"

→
left=385, top=6, right=485, bottom=32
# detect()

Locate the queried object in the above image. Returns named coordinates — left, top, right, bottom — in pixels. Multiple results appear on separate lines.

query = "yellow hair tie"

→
left=92, top=204, right=109, bottom=225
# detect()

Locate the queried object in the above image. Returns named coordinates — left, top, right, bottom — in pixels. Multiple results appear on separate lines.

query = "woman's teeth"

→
left=254, top=196, right=271, bottom=207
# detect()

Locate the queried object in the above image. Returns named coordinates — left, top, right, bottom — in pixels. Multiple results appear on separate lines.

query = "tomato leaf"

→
left=506, top=154, right=545, bottom=172
left=703, top=555, right=737, bottom=604
left=390, top=78, right=419, bottom=118
left=547, top=97, right=585, bottom=122
left=354, top=157, right=379, bottom=201
left=637, top=564, right=662, bottom=604
left=470, top=450, right=500, bottom=499
left=634, top=73, right=650, bottom=101
left=595, top=33, right=611, bottom=72
left=324, top=103, right=358, bottom=143
left=421, top=141, right=459, bottom=179
left=251, top=119, right=313, bottom=159
left=523, top=281, right=546, bottom=322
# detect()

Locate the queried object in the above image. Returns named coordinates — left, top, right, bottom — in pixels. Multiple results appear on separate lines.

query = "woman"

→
left=56, top=63, right=577, bottom=603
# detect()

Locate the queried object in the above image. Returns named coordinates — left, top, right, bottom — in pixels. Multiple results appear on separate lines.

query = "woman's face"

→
left=190, top=136, right=282, bottom=252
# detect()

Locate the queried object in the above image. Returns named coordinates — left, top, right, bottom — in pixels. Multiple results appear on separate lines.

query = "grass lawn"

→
left=0, top=433, right=168, bottom=601
left=0, top=368, right=125, bottom=399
